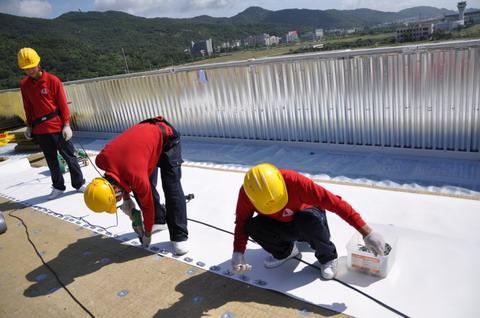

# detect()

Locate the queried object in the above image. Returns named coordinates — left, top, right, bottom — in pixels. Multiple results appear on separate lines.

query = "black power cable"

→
left=9, top=211, right=95, bottom=318
left=76, top=142, right=104, bottom=177
left=186, top=217, right=409, bottom=318
left=74, top=142, right=408, bottom=316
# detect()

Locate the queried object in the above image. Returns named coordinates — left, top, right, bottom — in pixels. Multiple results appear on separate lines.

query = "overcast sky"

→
left=1, top=0, right=479, bottom=19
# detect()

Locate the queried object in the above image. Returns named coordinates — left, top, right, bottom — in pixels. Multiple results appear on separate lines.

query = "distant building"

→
left=191, top=39, right=214, bottom=57
left=302, top=29, right=327, bottom=41
left=255, top=33, right=270, bottom=46
left=396, top=23, right=434, bottom=42
left=286, top=31, right=299, bottom=43
left=243, top=35, right=256, bottom=47
left=346, top=28, right=357, bottom=34
left=231, top=40, right=242, bottom=48
left=300, top=31, right=315, bottom=41
left=326, top=28, right=346, bottom=36
left=221, top=41, right=230, bottom=49
left=267, top=35, right=281, bottom=46
left=442, top=1, right=480, bottom=27
left=243, top=34, right=280, bottom=47
left=445, top=9, right=480, bottom=25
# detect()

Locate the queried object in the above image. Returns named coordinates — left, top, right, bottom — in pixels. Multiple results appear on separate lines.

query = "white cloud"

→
left=338, top=0, right=456, bottom=11
left=94, top=0, right=235, bottom=17
left=0, top=0, right=53, bottom=18
left=189, top=0, right=232, bottom=9
left=94, top=0, right=170, bottom=14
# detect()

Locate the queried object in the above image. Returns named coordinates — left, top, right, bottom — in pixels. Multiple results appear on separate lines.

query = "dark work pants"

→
left=245, top=207, right=338, bottom=264
left=149, top=132, right=188, bottom=242
left=35, top=132, right=85, bottom=191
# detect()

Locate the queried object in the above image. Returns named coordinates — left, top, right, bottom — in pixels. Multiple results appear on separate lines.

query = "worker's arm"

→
left=232, top=188, right=255, bottom=273
left=53, top=77, right=70, bottom=125
left=20, top=84, right=34, bottom=137
left=358, top=224, right=373, bottom=237
left=131, top=177, right=155, bottom=236
left=233, top=188, right=255, bottom=253
left=294, top=172, right=366, bottom=230
left=295, top=172, right=386, bottom=255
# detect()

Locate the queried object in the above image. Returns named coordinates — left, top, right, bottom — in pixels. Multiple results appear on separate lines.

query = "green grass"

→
left=185, top=33, right=396, bottom=65
left=186, top=43, right=308, bottom=65
left=185, top=26, right=480, bottom=66
left=454, top=24, right=480, bottom=37
left=325, top=32, right=393, bottom=44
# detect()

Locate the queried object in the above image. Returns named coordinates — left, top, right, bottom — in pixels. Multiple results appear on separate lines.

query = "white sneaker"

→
left=152, top=223, right=167, bottom=233
left=320, top=259, right=338, bottom=280
left=264, top=244, right=300, bottom=269
left=76, top=184, right=86, bottom=193
left=172, top=240, right=189, bottom=255
left=48, top=188, right=64, bottom=200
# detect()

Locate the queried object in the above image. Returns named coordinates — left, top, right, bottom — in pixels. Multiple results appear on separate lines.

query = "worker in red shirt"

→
left=18, top=48, right=85, bottom=200
left=83, top=117, right=189, bottom=255
left=231, top=163, right=386, bottom=280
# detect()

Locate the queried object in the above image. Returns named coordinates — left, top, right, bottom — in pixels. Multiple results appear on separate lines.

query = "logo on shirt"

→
left=40, top=88, right=48, bottom=95
left=282, top=208, right=294, bottom=217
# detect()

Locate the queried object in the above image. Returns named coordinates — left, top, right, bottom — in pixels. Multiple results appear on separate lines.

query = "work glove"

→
left=140, top=234, right=151, bottom=248
left=231, top=252, right=252, bottom=273
left=120, top=199, right=135, bottom=220
left=364, top=231, right=386, bottom=256
left=24, top=126, right=32, bottom=140
left=62, top=124, right=73, bottom=141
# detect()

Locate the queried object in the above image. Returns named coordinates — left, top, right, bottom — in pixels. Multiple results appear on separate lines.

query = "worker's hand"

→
left=140, top=233, right=151, bottom=248
left=120, top=199, right=135, bottom=220
left=231, top=252, right=252, bottom=273
left=364, top=231, right=386, bottom=256
left=62, top=124, right=73, bottom=141
left=24, top=127, right=32, bottom=140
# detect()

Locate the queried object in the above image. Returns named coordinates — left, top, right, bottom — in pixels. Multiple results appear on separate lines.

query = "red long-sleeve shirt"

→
left=233, top=169, right=366, bottom=252
left=20, top=71, right=70, bottom=134
left=95, top=122, right=173, bottom=233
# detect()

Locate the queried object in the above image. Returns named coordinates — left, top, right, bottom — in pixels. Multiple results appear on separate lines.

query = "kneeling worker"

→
left=231, top=163, right=386, bottom=279
left=84, top=117, right=189, bottom=255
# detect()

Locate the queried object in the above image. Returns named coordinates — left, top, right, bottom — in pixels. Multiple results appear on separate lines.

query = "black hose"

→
left=9, top=212, right=95, bottom=318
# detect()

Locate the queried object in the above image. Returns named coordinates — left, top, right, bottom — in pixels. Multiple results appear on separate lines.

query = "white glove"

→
left=24, top=127, right=32, bottom=140
left=120, top=199, right=136, bottom=220
left=62, top=125, right=73, bottom=141
left=231, top=252, right=252, bottom=273
left=141, top=234, right=151, bottom=248
left=364, top=232, right=386, bottom=256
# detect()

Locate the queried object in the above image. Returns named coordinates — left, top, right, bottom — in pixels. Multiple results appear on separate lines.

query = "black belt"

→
left=158, top=124, right=168, bottom=145
left=31, top=111, right=59, bottom=127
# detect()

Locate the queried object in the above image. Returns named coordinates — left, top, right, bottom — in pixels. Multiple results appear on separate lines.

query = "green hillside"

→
left=0, top=5, right=465, bottom=90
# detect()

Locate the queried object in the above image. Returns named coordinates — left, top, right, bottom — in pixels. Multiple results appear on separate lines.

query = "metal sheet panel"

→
left=1, top=40, right=479, bottom=153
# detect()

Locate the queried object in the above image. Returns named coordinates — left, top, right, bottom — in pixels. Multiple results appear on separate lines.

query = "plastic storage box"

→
left=346, top=228, right=397, bottom=278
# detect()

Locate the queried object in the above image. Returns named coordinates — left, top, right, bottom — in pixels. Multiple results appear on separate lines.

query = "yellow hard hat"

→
left=243, top=163, right=288, bottom=215
left=17, top=47, right=41, bottom=69
left=83, top=177, right=117, bottom=214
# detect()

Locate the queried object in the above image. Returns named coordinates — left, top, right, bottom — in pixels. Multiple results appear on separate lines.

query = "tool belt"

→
left=31, top=111, right=59, bottom=127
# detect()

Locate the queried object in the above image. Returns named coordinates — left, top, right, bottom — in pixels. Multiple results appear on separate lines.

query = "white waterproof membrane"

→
left=1, top=139, right=479, bottom=318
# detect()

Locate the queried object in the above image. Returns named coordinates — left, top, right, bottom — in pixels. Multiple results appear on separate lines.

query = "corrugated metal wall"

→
left=2, top=40, right=480, bottom=152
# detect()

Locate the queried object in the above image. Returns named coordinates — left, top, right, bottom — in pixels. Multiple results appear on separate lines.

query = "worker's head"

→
left=17, top=48, right=41, bottom=78
left=243, top=163, right=288, bottom=215
left=83, top=177, right=122, bottom=213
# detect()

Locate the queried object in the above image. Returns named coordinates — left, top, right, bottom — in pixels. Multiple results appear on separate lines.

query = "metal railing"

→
left=1, top=39, right=479, bottom=153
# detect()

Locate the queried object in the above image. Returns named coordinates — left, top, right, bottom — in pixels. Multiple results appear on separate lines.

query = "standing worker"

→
left=231, top=163, right=386, bottom=280
left=18, top=48, right=85, bottom=200
left=83, top=116, right=189, bottom=255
